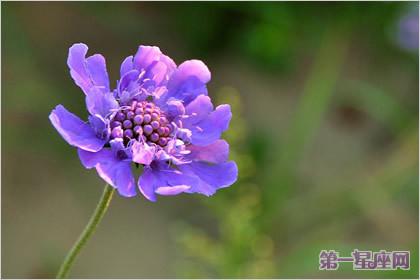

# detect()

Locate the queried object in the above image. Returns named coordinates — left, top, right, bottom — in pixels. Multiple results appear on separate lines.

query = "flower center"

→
left=110, top=100, right=172, bottom=147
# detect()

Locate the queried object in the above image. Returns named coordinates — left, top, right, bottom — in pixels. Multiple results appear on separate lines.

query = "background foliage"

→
left=2, top=2, right=419, bottom=278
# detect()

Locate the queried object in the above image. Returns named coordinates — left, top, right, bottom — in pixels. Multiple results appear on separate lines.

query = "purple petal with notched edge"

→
left=189, top=104, right=231, bottom=146
left=67, top=43, right=110, bottom=95
left=86, top=87, right=118, bottom=117
left=120, top=55, right=134, bottom=77
left=78, top=147, right=113, bottom=168
left=110, top=138, right=125, bottom=154
left=187, top=140, right=229, bottom=164
left=117, top=69, right=144, bottom=103
left=183, top=95, right=213, bottom=124
left=118, top=69, right=140, bottom=92
left=96, top=161, right=136, bottom=197
left=110, top=138, right=133, bottom=160
left=138, top=167, right=158, bottom=202
left=88, top=114, right=110, bottom=141
left=164, top=60, right=210, bottom=104
left=49, top=105, right=106, bottom=152
left=162, top=99, right=185, bottom=119
left=143, top=61, right=169, bottom=86
left=155, top=185, right=191, bottom=196
left=138, top=163, right=197, bottom=201
left=133, top=46, right=176, bottom=86
left=182, top=95, right=232, bottom=146
left=78, top=149, right=136, bottom=197
left=132, top=141, right=155, bottom=165
left=181, top=161, right=238, bottom=196
left=86, top=54, right=110, bottom=92
left=67, top=44, right=90, bottom=93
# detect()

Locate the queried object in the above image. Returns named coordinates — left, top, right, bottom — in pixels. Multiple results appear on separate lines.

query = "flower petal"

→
left=138, top=167, right=158, bottom=202
left=181, top=161, right=238, bottom=196
left=86, top=54, right=110, bottom=92
left=132, top=141, right=155, bottom=165
left=133, top=46, right=176, bottom=85
left=191, top=104, right=231, bottom=146
left=86, top=87, right=118, bottom=117
left=154, top=165, right=196, bottom=191
left=67, top=43, right=110, bottom=95
left=155, top=185, right=191, bottom=196
left=188, top=140, right=229, bottom=164
left=184, top=95, right=213, bottom=123
left=117, top=70, right=145, bottom=104
left=97, top=161, right=136, bottom=197
left=88, top=114, right=110, bottom=142
left=118, top=69, right=140, bottom=92
left=78, top=149, right=136, bottom=197
left=110, top=138, right=132, bottom=160
left=120, top=55, right=134, bottom=77
left=78, top=148, right=113, bottom=168
left=49, top=105, right=106, bottom=152
left=138, top=163, right=196, bottom=201
left=162, top=99, right=185, bottom=119
left=164, top=60, right=211, bottom=104
left=144, top=61, right=169, bottom=86
left=183, top=96, right=232, bottom=146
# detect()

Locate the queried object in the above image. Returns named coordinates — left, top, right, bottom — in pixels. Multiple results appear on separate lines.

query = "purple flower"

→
left=49, top=43, right=238, bottom=201
left=396, top=10, right=419, bottom=52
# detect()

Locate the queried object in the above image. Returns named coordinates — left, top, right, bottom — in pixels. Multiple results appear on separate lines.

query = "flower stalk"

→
left=56, top=184, right=115, bottom=278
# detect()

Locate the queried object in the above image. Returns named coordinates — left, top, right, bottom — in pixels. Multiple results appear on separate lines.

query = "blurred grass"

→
left=340, top=80, right=415, bottom=132
left=261, top=25, right=350, bottom=222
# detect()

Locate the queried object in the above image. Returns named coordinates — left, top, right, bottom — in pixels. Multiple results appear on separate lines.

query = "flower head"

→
left=49, top=43, right=238, bottom=201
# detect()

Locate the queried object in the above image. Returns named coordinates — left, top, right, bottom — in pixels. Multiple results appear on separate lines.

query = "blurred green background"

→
left=2, top=2, right=419, bottom=278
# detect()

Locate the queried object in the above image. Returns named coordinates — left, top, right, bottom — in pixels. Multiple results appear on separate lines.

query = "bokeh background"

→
left=2, top=2, right=419, bottom=278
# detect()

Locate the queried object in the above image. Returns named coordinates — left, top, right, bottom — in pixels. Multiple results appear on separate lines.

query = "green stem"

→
left=56, top=184, right=115, bottom=278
